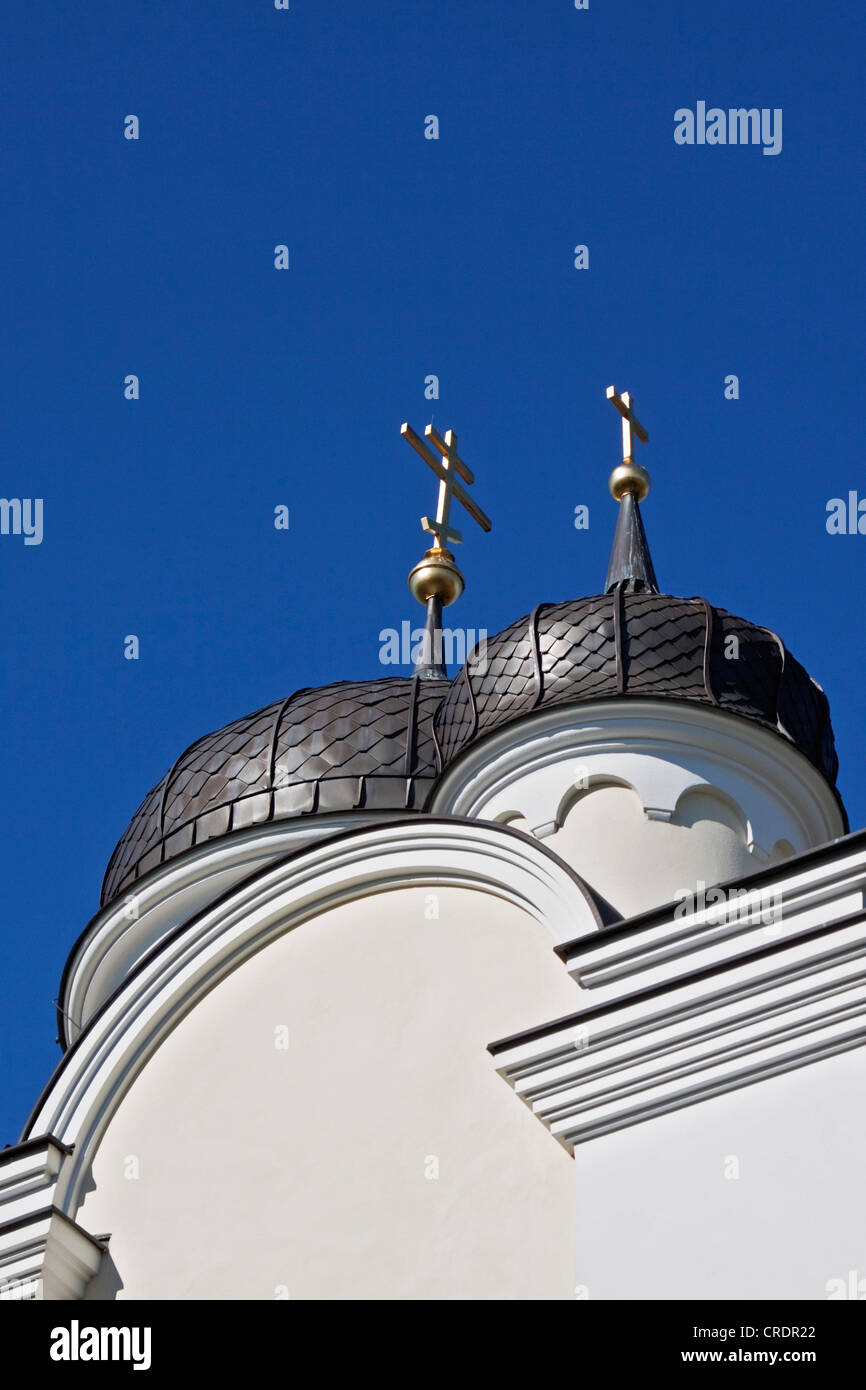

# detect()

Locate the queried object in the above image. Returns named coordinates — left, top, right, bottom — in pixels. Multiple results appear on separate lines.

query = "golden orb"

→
left=407, top=548, right=465, bottom=607
left=609, top=461, right=651, bottom=503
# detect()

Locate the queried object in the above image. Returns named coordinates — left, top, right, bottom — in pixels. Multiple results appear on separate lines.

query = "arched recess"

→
left=491, top=810, right=534, bottom=834
left=671, top=784, right=751, bottom=845
left=554, top=776, right=642, bottom=835
left=24, top=817, right=600, bottom=1218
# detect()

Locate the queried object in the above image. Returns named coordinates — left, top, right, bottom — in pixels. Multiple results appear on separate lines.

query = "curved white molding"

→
left=63, top=811, right=406, bottom=1043
left=27, top=819, right=599, bottom=1217
left=428, top=700, right=844, bottom=854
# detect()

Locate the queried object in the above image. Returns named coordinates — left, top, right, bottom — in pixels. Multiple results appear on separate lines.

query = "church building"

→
left=1, top=389, right=862, bottom=1301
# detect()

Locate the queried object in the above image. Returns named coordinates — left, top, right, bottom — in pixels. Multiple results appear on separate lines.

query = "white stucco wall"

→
left=572, top=1044, right=866, bottom=1300
left=546, top=784, right=760, bottom=919
left=78, top=884, right=580, bottom=1300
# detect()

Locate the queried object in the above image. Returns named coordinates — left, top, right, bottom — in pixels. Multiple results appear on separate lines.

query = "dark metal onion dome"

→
left=432, top=591, right=839, bottom=786
left=433, top=427, right=838, bottom=793
left=100, top=400, right=843, bottom=908
left=101, top=677, right=447, bottom=906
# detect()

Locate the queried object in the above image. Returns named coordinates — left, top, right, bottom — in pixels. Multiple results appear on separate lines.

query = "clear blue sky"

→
left=2, top=0, right=864, bottom=1140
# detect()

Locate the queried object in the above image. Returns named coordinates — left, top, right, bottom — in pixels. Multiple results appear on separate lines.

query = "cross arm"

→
left=400, top=423, right=492, bottom=532
left=606, top=385, right=649, bottom=443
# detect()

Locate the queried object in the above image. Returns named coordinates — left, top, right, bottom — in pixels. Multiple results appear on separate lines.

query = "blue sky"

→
left=2, top=0, right=864, bottom=1139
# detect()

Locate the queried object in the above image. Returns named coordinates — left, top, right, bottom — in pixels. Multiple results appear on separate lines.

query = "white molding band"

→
left=0, top=1209, right=105, bottom=1301
left=63, top=810, right=404, bottom=1043
left=0, top=1139, right=105, bottom=1300
left=0, top=1135, right=68, bottom=1225
left=490, top=838, right=866, bottom=1150
left=560, top=839, right=866, bottom=1001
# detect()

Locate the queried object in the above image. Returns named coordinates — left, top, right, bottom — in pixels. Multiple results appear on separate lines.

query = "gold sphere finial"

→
left=407, top=547, right=465, bottom=607
left=609, top=461, right=651, bottom=503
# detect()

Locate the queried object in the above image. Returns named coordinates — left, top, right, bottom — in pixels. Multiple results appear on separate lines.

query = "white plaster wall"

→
left=573, top=1045, right=866, bottom=1300
left=546, top=785, right=761, bottom=919
left=78, top=885, right=579, bottom=1300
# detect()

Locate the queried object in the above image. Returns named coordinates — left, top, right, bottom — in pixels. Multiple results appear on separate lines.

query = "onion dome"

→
left=101, top=676, right=447, bottom=906
left=434, top=403, right=840, bottom=795
left=101, top=418, right=495, bottom=910
left=432, top=592, right=839, bottom=785
left=100, top=396, right=844, bottom=908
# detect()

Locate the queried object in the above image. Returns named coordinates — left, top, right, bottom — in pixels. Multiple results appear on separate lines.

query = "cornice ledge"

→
left=0, top=1140, right=104, bottom=1300
left=489, top=853, right=866, bottom=1150
left=0, top=1208, right=106, bottom=1300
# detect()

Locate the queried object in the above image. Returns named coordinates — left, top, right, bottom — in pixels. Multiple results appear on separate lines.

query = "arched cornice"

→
left=25, top=818, right=601, bottom=1218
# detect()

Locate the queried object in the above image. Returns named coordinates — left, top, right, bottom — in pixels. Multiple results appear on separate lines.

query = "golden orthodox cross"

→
left=400, top=422, right=492, bottom=549
left=606, top=385, right=649, bottom=464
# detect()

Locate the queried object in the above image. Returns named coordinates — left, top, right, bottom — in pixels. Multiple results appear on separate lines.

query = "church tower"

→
left=1, top=390, right=860, bottom=1302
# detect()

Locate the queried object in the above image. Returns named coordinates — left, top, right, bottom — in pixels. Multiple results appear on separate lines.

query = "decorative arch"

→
left=554, top=775, right=643, bottom=836
left=671, top=784, right=751, bottom=845
left=23, top=818, right=600, bottom=1219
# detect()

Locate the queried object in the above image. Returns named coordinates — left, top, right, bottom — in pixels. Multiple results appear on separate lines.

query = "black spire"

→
left=604, top=489, right=659, bottom=595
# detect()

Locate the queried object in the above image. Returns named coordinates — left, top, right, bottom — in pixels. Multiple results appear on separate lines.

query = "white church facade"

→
left=1, top=395, right=863, bottom=1301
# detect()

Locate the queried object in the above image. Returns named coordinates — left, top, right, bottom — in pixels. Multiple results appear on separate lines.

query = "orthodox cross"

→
left=400, top=422, right=492, bottom=549
left=606, top=385, right=649, bottom=464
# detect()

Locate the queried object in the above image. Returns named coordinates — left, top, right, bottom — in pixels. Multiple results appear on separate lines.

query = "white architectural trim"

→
left=429, top=700, right=844, bottom=853
left=560, top=838, right=866, bottom=1002
left=490, top=837, right=866, bottom=1150
left=0, top=1139, right=105, bottom=1300
left=0, top=1135, right=69, bottom=1225
left=64, top=810, right=418, bottom=1042
left=27, top=819, right=599, bottom=1218
left=0, top=1210, right=105, bottom=1300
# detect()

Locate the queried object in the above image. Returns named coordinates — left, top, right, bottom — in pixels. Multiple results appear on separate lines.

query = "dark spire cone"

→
left=604, top=490, right=659, bottom=595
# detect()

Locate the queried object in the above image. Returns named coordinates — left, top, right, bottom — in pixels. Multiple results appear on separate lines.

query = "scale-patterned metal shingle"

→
left=101, top=592, right=841, bottom=911
left=433, top=592, right=839, bottom=786
left=101, top=677, right=447, bottom=906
